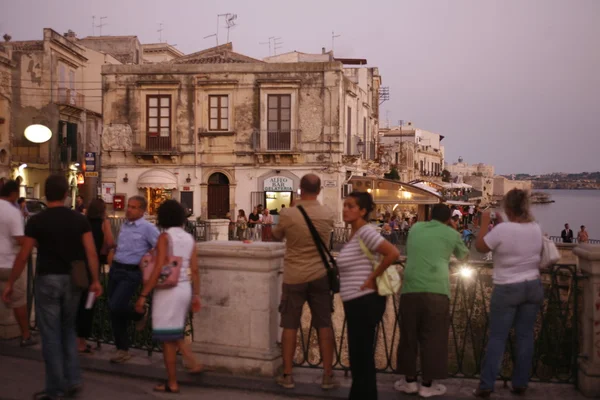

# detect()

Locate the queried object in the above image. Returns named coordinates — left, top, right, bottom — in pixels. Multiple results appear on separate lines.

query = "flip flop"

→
left=153, top=381, right=180, bottom=394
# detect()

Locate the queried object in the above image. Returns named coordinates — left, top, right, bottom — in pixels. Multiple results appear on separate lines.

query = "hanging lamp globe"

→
left=24, top=124, right=52, bottom=144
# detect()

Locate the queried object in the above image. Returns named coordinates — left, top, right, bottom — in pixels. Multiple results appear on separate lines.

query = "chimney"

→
left=3, top=34, right=11, bottom=43
left=64, top=30, right=77, bottom=41
left=322, top=47, right=326, bottom=54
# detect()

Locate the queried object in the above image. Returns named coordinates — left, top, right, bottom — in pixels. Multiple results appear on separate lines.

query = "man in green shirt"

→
left=394, top=204, right=469, bottom=398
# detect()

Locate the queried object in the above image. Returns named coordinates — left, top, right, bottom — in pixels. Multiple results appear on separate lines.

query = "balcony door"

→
left=147, top=95, right=172, bottom=151
left=267, top=94, right=291, bottom=151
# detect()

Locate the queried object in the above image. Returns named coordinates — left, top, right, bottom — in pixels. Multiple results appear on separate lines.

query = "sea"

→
left=530, top=190, right=599, bottom=239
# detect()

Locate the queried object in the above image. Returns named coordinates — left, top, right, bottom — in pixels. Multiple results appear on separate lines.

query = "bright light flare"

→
left=458, top=265, right=474, bottom=279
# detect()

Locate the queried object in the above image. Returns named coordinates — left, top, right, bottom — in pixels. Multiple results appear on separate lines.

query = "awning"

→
left=442, top=182, right=472, bottom=189
left=137, top=169, right=177, bottom=190
left=412, top=182, right=442, bottom=197
left=446, top=200, right=475, bottom=206
left=349, top=177, right=443, bottom=205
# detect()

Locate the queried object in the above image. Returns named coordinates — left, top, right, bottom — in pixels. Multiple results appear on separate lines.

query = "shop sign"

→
left=85, top=172, right=99, bottom=178
left=85, top=152, right=96, bottom=172
left=264, top=176, right=293, bottom=192
left=323, top=180, right=337, bottom=188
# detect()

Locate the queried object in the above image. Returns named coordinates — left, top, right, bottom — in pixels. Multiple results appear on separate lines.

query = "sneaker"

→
left=110, top=350, right=132, bottom=364
left=394, top=379, right=419, bottom=394
left=276, top=374, right=295, bottom=389
left=20, top=336, right=38, bottom=347
left=419, top=383, right=447, bottom=398
left=321, top=373, right=340, bottom=390
left=135, top=305, right=149, bottom=332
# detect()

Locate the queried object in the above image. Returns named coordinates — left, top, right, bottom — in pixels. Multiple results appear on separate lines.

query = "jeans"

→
left=344, top=293, right=386, bottom=400
left=479, top=279, right=544, bottom=391
left=108, top=265, right=143, bottom=351
left=35, top=274, right=82, bottom=397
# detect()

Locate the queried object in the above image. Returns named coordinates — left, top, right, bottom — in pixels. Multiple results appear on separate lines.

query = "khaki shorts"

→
left=0, top=268, right=27, bottom=309
left=279, top=275, right=332, bottom=329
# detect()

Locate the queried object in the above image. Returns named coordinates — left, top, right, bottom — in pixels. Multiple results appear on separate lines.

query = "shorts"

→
left=279, top=275, right=332, bottom=329
left=0, top=268, right=27, bottom=309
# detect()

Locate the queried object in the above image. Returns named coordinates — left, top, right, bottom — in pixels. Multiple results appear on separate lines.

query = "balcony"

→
left=252, top=129, right=300, bottom=152
left=56, top=88, right=84, bottom=109
left=131, top=133, right=179, bottom=160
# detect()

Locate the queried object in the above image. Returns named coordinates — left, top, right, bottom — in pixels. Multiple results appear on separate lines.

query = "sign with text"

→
left=85, top=172, right=99, bottom=178
left=323, top=180, right=337, bottom=188
left=264, top=176, right=294, bottom=192
left=85, top=152, right=96, bottom=172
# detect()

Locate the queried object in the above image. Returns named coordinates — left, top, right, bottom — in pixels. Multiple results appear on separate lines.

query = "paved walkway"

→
left=0, top=337, right=586, bottom=400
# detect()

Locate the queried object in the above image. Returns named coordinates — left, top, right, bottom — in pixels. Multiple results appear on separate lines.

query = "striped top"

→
left=337, top=224, right=385, bottom=302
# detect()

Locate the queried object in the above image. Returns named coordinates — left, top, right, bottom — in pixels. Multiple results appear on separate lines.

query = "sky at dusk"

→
left=1, top=0, right=598, bottom=175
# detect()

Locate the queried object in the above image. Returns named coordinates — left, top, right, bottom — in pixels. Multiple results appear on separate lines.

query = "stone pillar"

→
left=192, top=241, right=284, bottom=376
left=573, top=244, right=600, bottom=396
left=206, top=219, right=231, bottom=241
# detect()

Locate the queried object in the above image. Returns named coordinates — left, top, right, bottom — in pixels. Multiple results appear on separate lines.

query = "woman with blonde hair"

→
left=473, top=189, right=543, bottom=397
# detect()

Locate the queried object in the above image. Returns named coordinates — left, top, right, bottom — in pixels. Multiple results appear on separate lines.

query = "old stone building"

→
left=7, top=28, right=121, bottom=201
left=0, top=39, right=14, bottom=180
left=100, top=43, right=382, bottom=221
left=380, top=122, right=445, bottom=182
left=142, top=43, right=184, bottom=63
left=77, top=35, right=142, bottom=65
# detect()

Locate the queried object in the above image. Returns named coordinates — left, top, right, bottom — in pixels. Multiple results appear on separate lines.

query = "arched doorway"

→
left=207, top=172, right=230, bottom=219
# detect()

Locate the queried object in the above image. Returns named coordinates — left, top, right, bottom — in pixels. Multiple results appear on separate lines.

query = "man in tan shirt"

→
left=272, top=174, right=338, bottom=390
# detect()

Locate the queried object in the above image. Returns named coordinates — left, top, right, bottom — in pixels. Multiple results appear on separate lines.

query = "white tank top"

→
left=166, top=227, right=194, bottom=282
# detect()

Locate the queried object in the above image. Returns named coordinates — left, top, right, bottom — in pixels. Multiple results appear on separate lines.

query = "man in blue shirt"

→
left=109, top=195, right=159, bottom=364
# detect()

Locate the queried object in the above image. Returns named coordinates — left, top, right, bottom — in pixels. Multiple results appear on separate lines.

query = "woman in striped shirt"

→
left=337, top=192, right=400, bottom=400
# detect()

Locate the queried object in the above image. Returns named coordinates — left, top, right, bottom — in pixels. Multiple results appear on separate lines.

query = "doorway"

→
left=207, top=173, right=230, bottom=219
left=265, top=191, right=292, bottom=213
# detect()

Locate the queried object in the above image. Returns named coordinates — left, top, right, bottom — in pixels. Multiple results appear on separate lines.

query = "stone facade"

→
left=100, top=44, right=382, bottom=223
left=446, top=157, right=495, bottom=178
left=0, top=41, right=14, bottom=180
left=77, top=35, right=142, bottom=65
left=379, top=123, right=444, bottom=181
left=5, top=29, right=121, bottom=202
left=142, top=43, right=185, bottom=64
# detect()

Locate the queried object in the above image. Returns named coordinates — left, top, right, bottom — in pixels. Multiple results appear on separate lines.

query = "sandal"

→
left=153, top=381, right=180, bottom=394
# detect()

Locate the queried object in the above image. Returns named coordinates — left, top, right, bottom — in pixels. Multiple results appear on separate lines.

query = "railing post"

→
left=573, top=244, right=600, bottom=396
left=191, top=241, right=285, bottom=376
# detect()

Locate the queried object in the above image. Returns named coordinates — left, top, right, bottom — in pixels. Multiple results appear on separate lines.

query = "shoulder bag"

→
left=139, top=232, right=182, bottom=289
left=297, top=205, right=340, bottom=294
left=358, top=237, right=401, bottom=296
left=540, top=235, right=560, bottom=269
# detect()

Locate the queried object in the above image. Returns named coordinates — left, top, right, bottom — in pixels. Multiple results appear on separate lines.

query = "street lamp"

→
left=357, top=139, right=365, bottom=155
left=24, top=124, right=52, bottom=144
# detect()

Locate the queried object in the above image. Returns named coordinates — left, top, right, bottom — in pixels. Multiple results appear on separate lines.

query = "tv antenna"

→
left=96, top=16, right=108, bottom=36
left=259, top=37, right=273, bottom=57
left=379, top=87, right=390, bottom=105
left=218, top=13, right=238, bottom=43
left=157, top=22, right=164, bottom=42
left=332, top=31, right=341, bottom=52
left=203, top=33, right=217, bottom=46
left=273, top=37, right=283, bottom=55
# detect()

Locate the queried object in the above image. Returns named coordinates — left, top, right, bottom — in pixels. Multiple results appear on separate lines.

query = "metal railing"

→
left=107, top=217, right=207, bottom=242
left=549, top=236, right=600, bottom=245
left=57, top=88, right=85, bottom=108
left=293, top=262, right=581, bottom=384
left=252, top=129, right=301, bottom=152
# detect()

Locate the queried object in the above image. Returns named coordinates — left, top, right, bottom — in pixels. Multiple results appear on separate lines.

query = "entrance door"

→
left=207, top=173, right=230, bottom=219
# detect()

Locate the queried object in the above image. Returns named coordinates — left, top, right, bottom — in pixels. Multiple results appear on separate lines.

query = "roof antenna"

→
left=96, top=16, right=108, bottom=36
left=273, top=37, right=283, bottom=55
left=157, top=22, right=164, bottom=43
left=204, top=33, right=217, bottom=46
left=332, top=31, right=341, bottom=52
left=218, top=13, right=238, bottom=43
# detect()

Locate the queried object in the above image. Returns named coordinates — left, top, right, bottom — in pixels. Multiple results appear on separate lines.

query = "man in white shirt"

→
left=0, top=180, right=36, bottom=346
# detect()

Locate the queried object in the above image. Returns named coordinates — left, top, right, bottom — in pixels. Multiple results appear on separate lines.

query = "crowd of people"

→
left=227, top=204, right=277, bottom=241
left=0, top=173, right=548, bottom=399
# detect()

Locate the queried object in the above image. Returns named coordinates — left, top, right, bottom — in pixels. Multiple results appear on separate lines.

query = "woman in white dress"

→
left=136, top=200, right=201, bottom=394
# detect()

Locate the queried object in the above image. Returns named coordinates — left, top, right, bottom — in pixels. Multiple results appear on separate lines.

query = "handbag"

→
left=358, top=238, right=401, bottom=296
left=540, top=235, right=560, bottom=269
left=139, top=232, right=182, bottom=289
left=71, top=260, right=89, bottom=290
left=297, top=205, right=340, bottom=294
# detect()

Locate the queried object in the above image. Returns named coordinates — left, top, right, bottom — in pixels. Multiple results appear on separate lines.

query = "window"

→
left=147, top=95, right=171, bottom=138
left=266, top=94, right=291, bottom=150
left=209, top=95, right=229, bottom=131
left=267, top=95, right=291, bottom=132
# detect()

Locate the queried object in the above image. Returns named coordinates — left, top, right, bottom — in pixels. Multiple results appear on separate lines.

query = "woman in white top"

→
left=136, top=200, right=202, bottom=394
left=336, top=192, right=399, bottom=400
left=473, top=189, right=544, bottom=397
